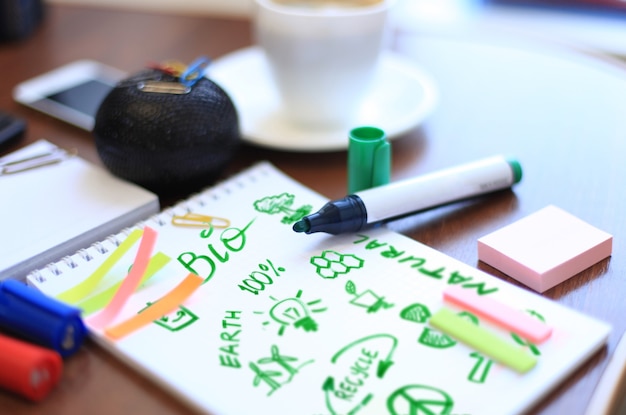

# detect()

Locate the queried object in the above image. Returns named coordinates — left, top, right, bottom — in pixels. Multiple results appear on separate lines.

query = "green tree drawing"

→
left=253, top=193, right=312, bottom=224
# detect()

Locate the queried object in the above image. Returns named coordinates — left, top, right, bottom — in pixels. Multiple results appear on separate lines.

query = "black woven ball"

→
left=93, top=68, right=240, bottom=195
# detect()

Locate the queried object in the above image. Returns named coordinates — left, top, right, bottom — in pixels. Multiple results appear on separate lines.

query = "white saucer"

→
left=208, top=46, right=438, bottom=152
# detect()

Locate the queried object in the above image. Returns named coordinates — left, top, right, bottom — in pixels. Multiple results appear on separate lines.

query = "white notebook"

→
left=1, top=139, right=159, bottom=281
left=27, top=161, right=610, bottom=415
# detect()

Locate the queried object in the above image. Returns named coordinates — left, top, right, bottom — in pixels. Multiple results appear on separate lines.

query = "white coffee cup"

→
left=254, top=0, right=394, bottom=128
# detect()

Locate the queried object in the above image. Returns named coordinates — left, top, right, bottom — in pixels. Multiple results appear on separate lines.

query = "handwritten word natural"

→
left=353, top=235, right=498, bottom=295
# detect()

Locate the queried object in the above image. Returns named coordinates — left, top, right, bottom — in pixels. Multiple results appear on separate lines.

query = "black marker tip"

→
left=292, top=220, right=309, bottom=233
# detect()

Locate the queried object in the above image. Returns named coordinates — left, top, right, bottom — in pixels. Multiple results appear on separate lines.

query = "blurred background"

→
left=44, top=0, right=626, bottom=58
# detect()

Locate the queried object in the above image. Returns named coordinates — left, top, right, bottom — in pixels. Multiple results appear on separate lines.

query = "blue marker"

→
left=293, top=155, right=522, bottom=235
left=0, top=280, right=86, bottom=357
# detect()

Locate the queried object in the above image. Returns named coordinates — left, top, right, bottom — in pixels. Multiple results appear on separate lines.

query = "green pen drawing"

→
left=324, top=334, right=398, bottom=415
left=238, top=259, right=286, bottom=295
left=419, top=327, right=457, bottom=349
left=177, top=219, right=254, bottom=282
left=258, top=289, right=327, bottom=336
left=458, top=311, right=479, bottom=325
left=387, top=384, right=455, bottom=415
left=511, top=309, right=546, bottom=356
left=400, top=303, right=431, bottom=323
left=419, top=311, right=477, bottom=349
left=331, top=334, right=398, bottom=378
left=218, top=310, right=243, bottom=369
left=323, top=377, right=374, bottom=415
left=140, top=302, right=198, bottom=332
left=250, top=345, right=314, bottom=396
left=310, top=250, right=364, bottom=279
left=345, top=280, right=393, bottom=313
left=468, top=352, right=493, bottom=384
left=253, top=192, right=312, bottom=224
left=353, top=234, right=498, bottom=295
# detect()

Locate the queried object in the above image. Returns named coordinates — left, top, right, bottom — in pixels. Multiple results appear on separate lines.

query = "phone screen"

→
left=45, top=79, right=114, bottom=118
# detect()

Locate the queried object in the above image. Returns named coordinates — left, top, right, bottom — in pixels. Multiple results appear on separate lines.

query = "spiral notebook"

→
left=27, top=161, right=610, bottom=415
left=1, top=139, right=159, bottom=281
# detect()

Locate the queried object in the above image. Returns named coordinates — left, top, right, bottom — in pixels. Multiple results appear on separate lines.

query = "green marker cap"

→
left=347, top=126, right=391, bottom=194
left=507, top=158, right=523, bottom=184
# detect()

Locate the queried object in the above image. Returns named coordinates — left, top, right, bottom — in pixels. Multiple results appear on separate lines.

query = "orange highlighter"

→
left=0, top=333, right=62, bottom=401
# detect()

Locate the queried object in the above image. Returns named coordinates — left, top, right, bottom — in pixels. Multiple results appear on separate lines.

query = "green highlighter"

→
left=347, top=126, right=391, bottom=194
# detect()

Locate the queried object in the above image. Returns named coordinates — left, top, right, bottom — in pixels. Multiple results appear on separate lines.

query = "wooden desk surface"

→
left=2, top=4, right=626, bottom=415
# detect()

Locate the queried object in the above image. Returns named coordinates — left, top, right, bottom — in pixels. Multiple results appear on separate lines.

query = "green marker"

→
left=294, top=155, right=523, bottom=235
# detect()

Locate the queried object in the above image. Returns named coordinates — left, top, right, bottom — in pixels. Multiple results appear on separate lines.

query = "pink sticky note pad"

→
left=478, top=205, right=612, bottom=292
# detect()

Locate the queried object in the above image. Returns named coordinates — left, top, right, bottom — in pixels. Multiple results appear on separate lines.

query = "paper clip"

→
left=0, top=147, right=76, bottom=176
left=171, top=212, right=230, bottom=229
left=179, top=56, right=211, bottom=88
left=137, top=81, right=190, bottom=95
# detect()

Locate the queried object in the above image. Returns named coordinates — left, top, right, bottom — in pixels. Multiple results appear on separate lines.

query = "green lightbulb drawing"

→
left=264, top=290, right=327, bottom=336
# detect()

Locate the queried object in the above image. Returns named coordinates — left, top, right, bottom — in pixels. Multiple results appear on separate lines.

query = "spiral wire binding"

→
left=26, top=162, right=272, bottom=285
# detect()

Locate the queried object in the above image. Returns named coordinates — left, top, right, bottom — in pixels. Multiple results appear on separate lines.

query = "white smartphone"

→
left=13, top=60, right=126, bottom=131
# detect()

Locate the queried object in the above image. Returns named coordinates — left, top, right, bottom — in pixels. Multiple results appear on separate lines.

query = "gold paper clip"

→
left=0, top=147, right=76, bottom=176
left=137, top=81, right=191, bottom=95
left=171, top=213, right=230, bottom=229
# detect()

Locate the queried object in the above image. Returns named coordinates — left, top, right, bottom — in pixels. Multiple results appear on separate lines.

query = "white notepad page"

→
left=0, top=139, right=159, bottom=280
left=27, top=161, right=610, bottom=415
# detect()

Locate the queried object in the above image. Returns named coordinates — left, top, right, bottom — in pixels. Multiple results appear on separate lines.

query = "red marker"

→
left=0, top=333, right=62, bottom=401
